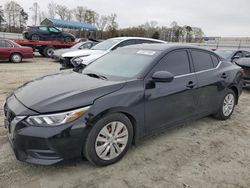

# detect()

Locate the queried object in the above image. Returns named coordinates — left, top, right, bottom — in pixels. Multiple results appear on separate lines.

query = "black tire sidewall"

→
left=65, top=37, right=72, bottom=43
left=84, top=113, right=133, bottom=166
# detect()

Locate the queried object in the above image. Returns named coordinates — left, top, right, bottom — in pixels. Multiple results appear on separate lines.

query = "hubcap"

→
left=12, top=55, right=21, bottom=62
left=223, top=93, right=235, bottom=117
left=95, top=121, right=128, bottom=161
left=47, top=49, right=54, bottom=57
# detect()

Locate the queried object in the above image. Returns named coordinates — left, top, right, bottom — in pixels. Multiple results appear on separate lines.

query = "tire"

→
left=64, top=37, right=73, bottom=43
left=214, top=89, right=236, bottom=120
left=31, top=34, right=40, bottom=41
left=10, top=53, right=22, bottom=63
left=84, top=113, right=133, bottom=166
left=43, top=46, right=55, bottom=57
left=38, top=49, right=45, bottom=57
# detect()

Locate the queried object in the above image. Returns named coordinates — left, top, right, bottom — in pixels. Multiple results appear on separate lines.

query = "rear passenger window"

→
left=191, top=50, right=214, bottom=72
left=156, top=50, right=190, bottom=76
left=211, top=54, right=220, bottom=67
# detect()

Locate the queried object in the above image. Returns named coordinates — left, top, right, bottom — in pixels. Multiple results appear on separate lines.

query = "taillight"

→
left=240, top=68, right=245, bottom=77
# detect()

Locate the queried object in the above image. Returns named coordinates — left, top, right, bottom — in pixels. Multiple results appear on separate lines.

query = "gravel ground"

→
left=0, top=57, right=250, bottom=188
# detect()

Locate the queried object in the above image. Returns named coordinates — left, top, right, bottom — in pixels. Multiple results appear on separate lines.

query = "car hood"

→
left=62, top=49, right=105, bottom=58
left=236, top=58, right=250, bottom=67
left=54, top=49, right=76, bottom=57
left=14, top=71, right=126, bottom=113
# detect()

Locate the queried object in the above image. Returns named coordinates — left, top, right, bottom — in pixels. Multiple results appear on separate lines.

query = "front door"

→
left=145, top=49, right=198, bottom=132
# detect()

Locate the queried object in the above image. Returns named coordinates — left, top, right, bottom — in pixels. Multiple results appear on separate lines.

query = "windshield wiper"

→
left=84, top=73, right=108, bottom=80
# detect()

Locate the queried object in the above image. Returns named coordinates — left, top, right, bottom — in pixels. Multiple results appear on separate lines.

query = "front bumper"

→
left=59, top=57, right=74, bottom=69
left=4, top=97, right=90, bottom=165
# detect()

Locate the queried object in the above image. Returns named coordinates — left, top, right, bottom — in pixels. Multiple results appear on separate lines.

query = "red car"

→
left=0, top=39, right=34, bottom=63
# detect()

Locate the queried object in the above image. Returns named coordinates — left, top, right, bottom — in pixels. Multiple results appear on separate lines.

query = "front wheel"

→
left=84, top=113, right=133, bottom=166
left=214, top=89, right=236, bottom=120
left=64, top=37, right=73, bottom=43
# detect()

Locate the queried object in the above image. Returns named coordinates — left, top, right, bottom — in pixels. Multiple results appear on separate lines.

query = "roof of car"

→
left=111, top=37, right=167, bottom=43
left=122, top=43, right=213, bottom=52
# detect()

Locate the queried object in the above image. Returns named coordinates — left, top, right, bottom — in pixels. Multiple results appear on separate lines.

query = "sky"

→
left=2, top=0, right=250, bottom=37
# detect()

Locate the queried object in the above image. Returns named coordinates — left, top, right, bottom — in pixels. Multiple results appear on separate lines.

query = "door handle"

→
left=186, top=81, right=196, bottom=89
left=221, top=73, right=228, bottom=79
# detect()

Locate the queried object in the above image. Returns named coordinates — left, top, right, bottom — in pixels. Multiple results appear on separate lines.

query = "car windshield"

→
left=91, top=38, right=123, bottom=51
left=71, top=42, right=86, bottom=49
left=215, top=50, right=234, bottom=59
left=82, top=49, right=158, bottom=79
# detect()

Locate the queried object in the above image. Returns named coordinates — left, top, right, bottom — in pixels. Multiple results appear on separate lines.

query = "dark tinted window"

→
left=5, top=41, right=12, bottom=48
left=234, top=51, right=243, bottom=58
left=116, top=40, right=136, bottom=48
left=0, top=40, right=5, bottom=47
left=39, top=26, right=48, bottom=31
left=191, top=50, right=214, bottom=71
left=243, top=51, right=250, bottom=57
left=156, top=50, right=190, bottom=76
left=136, top=39, right=161, bottom=44
left=211, top=54, right=220, bottom=67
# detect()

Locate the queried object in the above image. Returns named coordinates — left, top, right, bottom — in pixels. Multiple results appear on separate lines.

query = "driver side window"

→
left=49, top=27, right=60, bottom=33
left=153, top=50, right=191, bottom=76
left=112, top=40, right=136, bottom=50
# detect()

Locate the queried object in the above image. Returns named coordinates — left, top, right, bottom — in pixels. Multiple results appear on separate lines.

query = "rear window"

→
left=191, top=50, right=214, bottom=72
left=211, top=54, right=220, bottom=67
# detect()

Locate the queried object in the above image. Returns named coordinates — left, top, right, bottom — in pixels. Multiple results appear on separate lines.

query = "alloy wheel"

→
left=95, top=121, right=128, bottom=161
left=222, top=93, right=235, bottom=117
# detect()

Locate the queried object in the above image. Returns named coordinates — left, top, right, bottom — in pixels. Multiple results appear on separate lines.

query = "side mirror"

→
left=152, top=71, right=174, bottom=83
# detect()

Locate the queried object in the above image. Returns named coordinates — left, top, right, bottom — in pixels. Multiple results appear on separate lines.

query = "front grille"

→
left=4, top=104, right=16, bottom=123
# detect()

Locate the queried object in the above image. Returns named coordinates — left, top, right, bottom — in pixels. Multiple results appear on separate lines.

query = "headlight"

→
left=71, top=57, right=83, bottom=67
left=26, top=106, right=90, bottom=126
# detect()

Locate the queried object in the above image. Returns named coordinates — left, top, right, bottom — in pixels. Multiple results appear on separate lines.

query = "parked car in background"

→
left=60, top=37, right=166, bottom=69
left=235, top=58, right=250, bottom=86
left=0, top=39, right=33, bottom=63
left=23, top=26, right=75, bottom=42
left=4, top=44, right=243, bottom=166
left=51, top=41, right=99, bottom=61
left=215, top=49, right=250, bottom=62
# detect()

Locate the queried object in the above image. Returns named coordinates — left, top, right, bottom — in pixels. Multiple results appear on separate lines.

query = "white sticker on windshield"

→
left=137, top=50, right=156, bottom=56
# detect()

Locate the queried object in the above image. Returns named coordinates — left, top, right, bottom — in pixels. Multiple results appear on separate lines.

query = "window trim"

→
left=175, top=61, right=222, bottom=78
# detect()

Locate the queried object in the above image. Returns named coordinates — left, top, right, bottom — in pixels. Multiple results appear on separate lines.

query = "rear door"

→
left=190, top=49, right=223, bottom=114
left=145, top=49, right=198, bottom=132
left=0, top=40, right=12, bottom=59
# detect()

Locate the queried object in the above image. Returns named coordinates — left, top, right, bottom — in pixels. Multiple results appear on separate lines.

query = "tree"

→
left=185, top=25, right=193, bottom=42
left=5, top=1, right=24, bottom=31
left=30, top=2, right=39, bottom=26
left=48, top=1, right=57, bottom=19
left=74, top=6, right=86, bottom=22
left=55, top=5, right=68, bottom=20
left=65, top=9, right=73, bottom=21
left=96, top=14, right=108, bottom=38
left=0, top=5, right=5, bottom=28
left=84, top=9, right=97, bottom=24
left=106, top=13, right=118, bottom=37
left=152, top=31, right=160, bottom=39
left=19, top=9, right=28, bottom=29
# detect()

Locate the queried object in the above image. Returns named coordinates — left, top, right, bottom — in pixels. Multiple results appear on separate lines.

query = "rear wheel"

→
left=43, top=46, right=55, bottom=57
left=31, top=34, right=40, bottom=41
left=64, top=37, right=73, bottom=43
left=10, top=53, right=22, bottom=63
left=84, top=113, right=133, bottom=166
left=214, top=89, right=236, bottom=120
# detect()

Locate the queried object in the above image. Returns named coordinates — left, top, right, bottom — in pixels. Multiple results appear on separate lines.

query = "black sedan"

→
left=23, top=26, right=75, bottom=42
left=235, top=58, right=250, bottom=86
left=215, top=49, right=250, bottom=62
left=4, top=44, right=244, bottom=166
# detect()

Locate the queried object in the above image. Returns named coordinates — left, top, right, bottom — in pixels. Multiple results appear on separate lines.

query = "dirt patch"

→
left=0, top=57, right=250, bottom=188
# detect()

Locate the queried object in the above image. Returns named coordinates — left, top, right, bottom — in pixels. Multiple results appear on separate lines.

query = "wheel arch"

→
left=90, top=107, right=139, bottom=145
left=229, top=85, right=239, bottom=105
